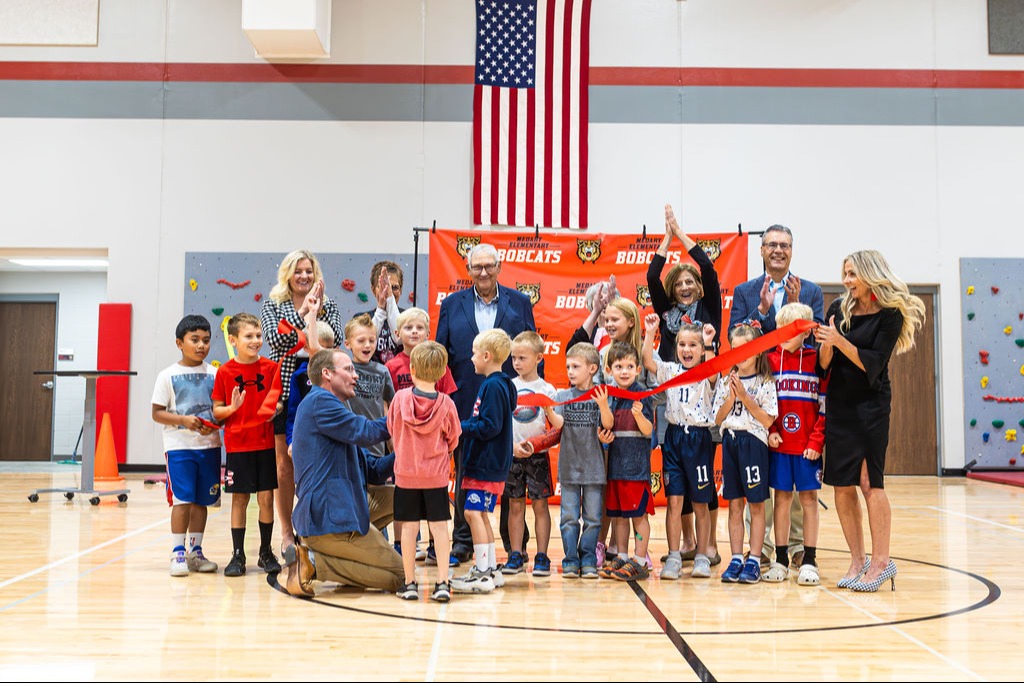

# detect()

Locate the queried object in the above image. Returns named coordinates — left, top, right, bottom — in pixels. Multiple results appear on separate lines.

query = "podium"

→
left=29, top=370, right=135, bottom=505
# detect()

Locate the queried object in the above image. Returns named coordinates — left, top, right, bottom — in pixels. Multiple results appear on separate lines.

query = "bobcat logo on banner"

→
left=697, top=238, right=722, bottom=263
left=456, top=235, right=482, bottom=260
left=516, top=283, right=541, bottom=306
left=576, top=238, right=601, bottom=264
left=635, top=284, right=652, bottom=308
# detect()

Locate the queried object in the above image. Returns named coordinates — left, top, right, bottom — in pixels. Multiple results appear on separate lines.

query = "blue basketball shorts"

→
left=769, top=451, right=823, bottom=492
left=720, top=430, right=771, bottom=504
left=165, top=447, right=222, bottom=507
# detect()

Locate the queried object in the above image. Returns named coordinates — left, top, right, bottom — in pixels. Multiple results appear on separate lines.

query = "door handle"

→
left=41, top=381, right=54, bottom=390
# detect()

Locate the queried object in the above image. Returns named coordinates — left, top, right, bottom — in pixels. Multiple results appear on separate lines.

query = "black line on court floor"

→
left=628, top=581, right=716, bottom=682
left=267, top=550, right=1001, bottom=638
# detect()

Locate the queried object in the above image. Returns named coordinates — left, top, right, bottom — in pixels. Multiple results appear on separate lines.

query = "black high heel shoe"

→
left=836, top=558, right=871, bottom=589
left=850, top=560, right=897, bottom=592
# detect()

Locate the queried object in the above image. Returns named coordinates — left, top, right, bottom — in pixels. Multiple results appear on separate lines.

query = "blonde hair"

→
left=775, top=302, right=814, bottom=327
left=662, top=263, right=704, bottom=305
left=566, top=341, right=600, bottom=367
left=728, top=323, right=772, bottom=381
left=269, top=250, right=324, bottom=303
left=227, top=312, right=260, bottom=337
left=474, top=328, right=512, bottom=364
left=840, top=250, right=925, bottom=355
left=396, top=307, right=430, bottom=332
left=410, top=341, right=448, bottom=383
left=512, top=330, right=545, bottom=355
left=344, top=313, right=377, bottom=340
left=605, top=297, right=642, bottom=356
left=316, top=323, right=336, bottom=347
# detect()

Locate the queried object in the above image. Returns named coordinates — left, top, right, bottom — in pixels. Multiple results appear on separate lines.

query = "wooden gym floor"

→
left=1, top=467, right=1020, bottom=681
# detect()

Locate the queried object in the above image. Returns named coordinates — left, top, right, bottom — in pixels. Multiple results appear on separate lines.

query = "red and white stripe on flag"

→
left=472, top=0, right=592, bottom=230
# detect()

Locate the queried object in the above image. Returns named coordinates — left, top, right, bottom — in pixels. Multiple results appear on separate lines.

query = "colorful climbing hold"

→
left=970, top=419, right=977, bottom=427
left=979, top=350, right=990, bottom=365
left=983, top=432, right=990, bottom=443
left=1016, top=339, right=1024, bottom=348
left=1007, top=429, right=1018, bottom=442
left=981, top=376, right=989, bottom=388
left=967, top=286, right=975, bottom=295
left=254, top=293, right=263, bottom=302
left=994, top=420, right=1005, bottom=428
left=357, top=292, right=369, bottom=303
left=408, top=292, right=415, bottom=304
left=342, top=279, right=356, bottom=292
left=212, top=307, right=224, bottom=316
left=211, top=360, right=221, bottom=368
left=1005, top=326, right=1013, bottom=335
left=189, top=278, right=198, bottom=292
left=992, top=286, right=1000, bottom=294
left=967, top=312, right=975, bottom=320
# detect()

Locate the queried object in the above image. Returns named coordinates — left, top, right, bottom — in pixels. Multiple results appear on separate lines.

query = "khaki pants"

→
left=303, top=524, right=404, bottom=592
left=368, top=484, right=394, bottom=531
left=744, top=491, right=805, bottom=558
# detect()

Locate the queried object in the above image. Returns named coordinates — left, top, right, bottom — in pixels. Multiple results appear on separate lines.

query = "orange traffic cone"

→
left=94, top=413, right=125, bottom=483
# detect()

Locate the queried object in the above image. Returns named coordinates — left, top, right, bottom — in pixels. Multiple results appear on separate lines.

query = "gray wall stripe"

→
left=1, top=81, right=1023, bottom=125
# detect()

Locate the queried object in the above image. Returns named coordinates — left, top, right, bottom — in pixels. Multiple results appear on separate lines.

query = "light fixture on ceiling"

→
left=8, top=258, right=109, bottom=268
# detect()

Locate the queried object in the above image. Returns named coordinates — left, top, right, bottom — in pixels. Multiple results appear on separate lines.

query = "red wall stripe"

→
left=1, top=61, right=1023, bottom=89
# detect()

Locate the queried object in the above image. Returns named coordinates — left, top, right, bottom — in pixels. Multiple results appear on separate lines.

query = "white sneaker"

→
left=691, top=554, right=712, bottom=579
left=797, top=563, right=821, bottom=586
left=489, top=568, right=505, bottom=588
left=186, top=547, right=218, bottom=573
left=450, top=566, right=495, bottom=593
left=170, top=550, right=189, bottom=577
left=660, top=555, right=683, bottom=580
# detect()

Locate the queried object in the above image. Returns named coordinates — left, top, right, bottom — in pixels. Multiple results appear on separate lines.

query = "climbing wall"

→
left=183, top=252, right=428, bottom=367
left=960, top=258, right=1024, bottom=470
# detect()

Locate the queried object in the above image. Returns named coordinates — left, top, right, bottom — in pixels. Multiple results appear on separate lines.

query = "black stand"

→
left=29, top=370, right=136, bottom=506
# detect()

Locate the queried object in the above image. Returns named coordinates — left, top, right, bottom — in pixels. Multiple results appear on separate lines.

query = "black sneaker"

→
left=431, top=581, right=451, bottom=603
left=224, top=549, right=246, bottom=577
left=257, top=548, right=282, bottom=574
left=396, top=582, right=419, bottom=600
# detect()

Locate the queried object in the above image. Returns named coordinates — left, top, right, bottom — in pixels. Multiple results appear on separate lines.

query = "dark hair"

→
left=605, top=340, right=640, bottom=368
left=176, top=314, right=211, bottom=340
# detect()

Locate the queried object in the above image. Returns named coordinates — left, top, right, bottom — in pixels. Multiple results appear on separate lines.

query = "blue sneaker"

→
left=720, top=557, right=743, bottom=583
left=738, top=557, right=762, bottom=584
left=424, top=544, right=461, bottom=567
left=501, top=551, right=525, bottom=575
left=532, top=552, right=551, bottom=577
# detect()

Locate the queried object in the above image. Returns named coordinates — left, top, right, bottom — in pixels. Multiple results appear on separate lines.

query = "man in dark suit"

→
left=436, top=243, right=537, bottom=563
left=730, top=224, right=825, bottom=331
left=729, top=224, right=823, bottom=569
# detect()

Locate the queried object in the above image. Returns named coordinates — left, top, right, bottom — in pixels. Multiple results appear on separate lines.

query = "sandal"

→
left=797, top=563, right=820, bottom=586
left=762, top=562, right=789, bottom=583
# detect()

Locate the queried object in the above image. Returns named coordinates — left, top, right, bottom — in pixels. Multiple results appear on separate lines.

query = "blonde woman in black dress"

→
left=814, top=250, right=924, bottom=592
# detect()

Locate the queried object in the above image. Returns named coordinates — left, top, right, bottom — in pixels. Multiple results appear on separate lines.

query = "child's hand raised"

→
left=230, top=385, right=246, bottom=411
left=644, top=313, right=660, bottom=335
left=592, top=384, right=609, bottom=406
left=702, top=324, right=716, bottom=346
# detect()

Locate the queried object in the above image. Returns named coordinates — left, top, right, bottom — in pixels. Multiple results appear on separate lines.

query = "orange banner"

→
left=428, top=229, right=748, bottom=388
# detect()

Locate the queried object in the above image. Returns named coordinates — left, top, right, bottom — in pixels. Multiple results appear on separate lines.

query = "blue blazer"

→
left=729, top=273, right=825, bottom=333
left=435, top=283, right=537, bottom=419
left=291, top=386, right=391, bottom=538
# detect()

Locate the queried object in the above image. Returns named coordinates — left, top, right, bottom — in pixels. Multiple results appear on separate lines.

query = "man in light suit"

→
left=436, top=243, right=537, bottom=563
left=729, top=224, right=824, bottom=569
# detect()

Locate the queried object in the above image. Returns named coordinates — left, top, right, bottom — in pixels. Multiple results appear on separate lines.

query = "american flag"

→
left=473, top=0, right=592, bottom=230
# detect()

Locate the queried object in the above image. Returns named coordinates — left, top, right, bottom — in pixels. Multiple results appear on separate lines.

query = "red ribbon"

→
left=517, top=319, right=817, bottom=407
left=278, top=319, right=306, bottom=357
left=196, top=417, right=222, bottom=431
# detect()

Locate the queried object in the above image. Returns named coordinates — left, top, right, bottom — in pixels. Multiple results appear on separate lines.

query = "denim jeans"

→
left=559, top=483, right=604, bottom=568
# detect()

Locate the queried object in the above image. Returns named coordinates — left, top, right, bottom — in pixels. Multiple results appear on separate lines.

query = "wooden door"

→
left=822, top=289, right=938, bottom=475
left=0, top=302, right=56, bottom=460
